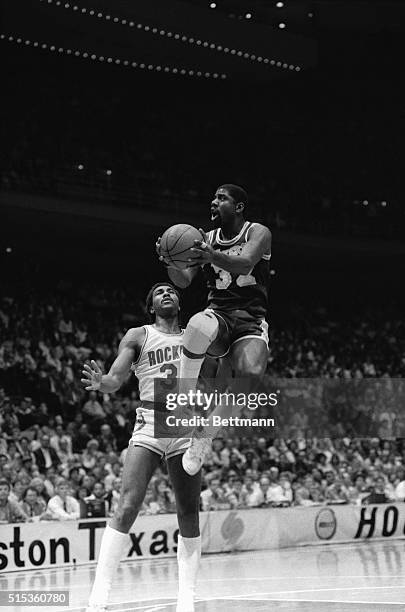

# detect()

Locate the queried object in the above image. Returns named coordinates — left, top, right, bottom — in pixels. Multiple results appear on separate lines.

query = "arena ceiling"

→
left=2, top=0, right=316, bottom=82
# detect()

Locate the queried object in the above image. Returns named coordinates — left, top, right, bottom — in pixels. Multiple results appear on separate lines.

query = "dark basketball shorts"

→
left=206, top=308, right=269, bottom=358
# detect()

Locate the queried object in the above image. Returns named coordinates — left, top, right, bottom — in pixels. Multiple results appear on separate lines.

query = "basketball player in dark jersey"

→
left=157, top=184, right=271, bottom=474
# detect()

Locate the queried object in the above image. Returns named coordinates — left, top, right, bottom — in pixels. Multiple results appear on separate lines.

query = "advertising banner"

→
left=1, top=503, right=405, bottom=572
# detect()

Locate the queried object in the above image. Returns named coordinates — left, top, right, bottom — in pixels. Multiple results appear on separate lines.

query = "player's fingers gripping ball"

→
left=159, top=224, right=204, bottom=269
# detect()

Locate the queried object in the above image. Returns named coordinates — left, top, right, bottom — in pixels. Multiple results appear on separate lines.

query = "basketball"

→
left=159, top=224, right=204, bottom=269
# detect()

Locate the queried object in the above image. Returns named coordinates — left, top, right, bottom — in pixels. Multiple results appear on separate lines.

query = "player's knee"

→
left=115, top=491, right=142, bottom=527
left=234, top=359, right=265, bottom=380
left=183, top=311, right=219, bottom=355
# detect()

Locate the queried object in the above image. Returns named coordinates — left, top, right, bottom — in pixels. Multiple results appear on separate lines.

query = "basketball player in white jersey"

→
left=81, top=283, right=201, bottom=612
left=157, top=184, right=272, bottom=475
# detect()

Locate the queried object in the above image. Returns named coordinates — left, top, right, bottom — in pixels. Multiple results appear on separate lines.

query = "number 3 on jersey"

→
left=159, top=363, right=178, bottom=390
left=212, top=264, right=256, bottom=289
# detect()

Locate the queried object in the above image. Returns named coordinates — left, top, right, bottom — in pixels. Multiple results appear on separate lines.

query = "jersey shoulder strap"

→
left=207, top=230, right=215, bottom=245
left=131, top=325, right=149, bottom=368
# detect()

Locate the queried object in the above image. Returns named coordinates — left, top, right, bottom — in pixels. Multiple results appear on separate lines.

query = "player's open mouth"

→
left=211, top=210, right=219, bottom=221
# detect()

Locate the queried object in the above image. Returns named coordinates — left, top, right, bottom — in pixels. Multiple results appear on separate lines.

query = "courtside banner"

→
left=1, top=504, right=405, bottom=572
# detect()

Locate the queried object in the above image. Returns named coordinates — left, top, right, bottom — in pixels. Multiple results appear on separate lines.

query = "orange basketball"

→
left=159, top=224, right=204, bottom=270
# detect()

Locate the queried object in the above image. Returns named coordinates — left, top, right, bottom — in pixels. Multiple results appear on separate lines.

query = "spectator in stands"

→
left=68, top=466, right=84, bottom=495
left=29, top=476, right=50, bottom=504
left=104, top=460, right=122, bottom=491
left=324, top=480, right=350, bottom=504
left=51, top=424, right=73, bottom=455
left=72, top=423, right=92, bottom=453
left=34, top=435, right=61, bottom=473
left=83, top=481, right=108, bottom=518
left=56, top=438, right=74, bottom=469
left=81, top=473, right=96, bottom=493
left=201, top=478, right=230, bottom=511
left=293, top=475, right=309, bottom=506
left=16, top=436, right=36, bottom=464
left=279, top=473, right=294, bottom=504
left=0, top=479, right=29, bottom=523
left=1, top=463, right=17, bottom=486
left=43, top=466, right=59, bottom=498
left=394, top=469, right=405, bottom=501
left=81, top=439, right=101, bottom=470
left=97, top=424, right=116, bottom=453
left=82, top=390, right=106, bottom=432
left=362, top=476, right=391, bottom=505
left=21, top=486, right=47, bottom=519
left=140, top=489, right=160, bottom=515
left=9, top=478, right=26, bottom=504
left=105, top=477, right=121, bottom=516
left=151, top=478, right=176, bottom=514
left=308, top=483, right=325, bottom=505
left=240, top=475, right=263, bottom=508
left=47, top=477, right=80, bottom=520
left=266, top=469, right=291, bottom=506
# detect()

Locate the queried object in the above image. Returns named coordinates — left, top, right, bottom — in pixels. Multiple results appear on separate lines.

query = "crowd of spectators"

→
left=1, top=280, right=405, bottom=523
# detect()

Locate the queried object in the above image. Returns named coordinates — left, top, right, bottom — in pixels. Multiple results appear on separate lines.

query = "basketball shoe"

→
left=182, top=436, right=212, bottom=475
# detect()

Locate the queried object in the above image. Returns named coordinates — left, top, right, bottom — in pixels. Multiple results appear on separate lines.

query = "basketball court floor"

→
left=1, top=539, right=405, bottom=611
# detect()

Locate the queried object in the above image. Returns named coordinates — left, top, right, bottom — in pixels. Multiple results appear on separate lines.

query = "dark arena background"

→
left=1, top=1, right=405, bottom=610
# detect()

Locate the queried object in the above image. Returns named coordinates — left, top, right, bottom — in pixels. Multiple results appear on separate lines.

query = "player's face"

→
left=211, top=188, right=238, bottom=226
left=153, top=285, right=180, bottom=317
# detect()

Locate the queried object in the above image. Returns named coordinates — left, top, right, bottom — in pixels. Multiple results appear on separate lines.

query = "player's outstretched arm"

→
left=191, top=224, right=271, bottom=275
left=156, top=236, right=199, bottom=288
left=81, top=327, right=145, bottom=394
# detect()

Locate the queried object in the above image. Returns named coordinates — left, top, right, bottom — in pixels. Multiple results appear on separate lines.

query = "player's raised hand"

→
left=81, top=360, right=103, bottom=391
left=156, top=236, right=181, bottom=269
left=189, top=228, right=214, bottom=265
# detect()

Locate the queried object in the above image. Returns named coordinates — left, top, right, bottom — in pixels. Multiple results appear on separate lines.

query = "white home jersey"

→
left=131, top=325, right=184, bottom=403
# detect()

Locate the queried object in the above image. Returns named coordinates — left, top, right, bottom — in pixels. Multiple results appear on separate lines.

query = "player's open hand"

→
left=81, top=360, right=103, bottom=391
left=189, top=228, right=215, bottom=265
left=156, top=236, right=177, bottom=269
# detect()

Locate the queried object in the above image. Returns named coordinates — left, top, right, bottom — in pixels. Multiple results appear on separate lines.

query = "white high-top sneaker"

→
left=182, top=437, right=212, bottom=475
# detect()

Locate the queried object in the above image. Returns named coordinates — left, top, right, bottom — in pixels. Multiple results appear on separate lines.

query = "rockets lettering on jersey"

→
left=203, top=221, right=270, bottom=317
left=132, top=325, right=184, bottom=403
left=147, top=344, right=183, bottom=367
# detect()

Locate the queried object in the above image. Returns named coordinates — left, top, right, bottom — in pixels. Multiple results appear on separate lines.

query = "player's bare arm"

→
left=81, top=327, right=145, bottom=393
left=190, top=224, right=272, bottom=275
left=156, top=236, right=199, bottom=288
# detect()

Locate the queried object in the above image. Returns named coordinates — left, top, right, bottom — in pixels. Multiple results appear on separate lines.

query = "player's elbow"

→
left=173, top=275, right=191, bottom=289
left=168, top=268, right=193, bottom=288
left=107, top=373, right=124, bottom=393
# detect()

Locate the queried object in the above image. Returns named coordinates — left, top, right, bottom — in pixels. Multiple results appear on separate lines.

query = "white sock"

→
left=88, top=525, right=129, bottom=606
left=179, top=355, right=205, bottom=395
left=176, top=535, right=201, bottom=612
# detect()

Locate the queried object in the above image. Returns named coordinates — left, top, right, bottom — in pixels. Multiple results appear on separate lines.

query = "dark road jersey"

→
left=203, top=221, right=271, bottom=317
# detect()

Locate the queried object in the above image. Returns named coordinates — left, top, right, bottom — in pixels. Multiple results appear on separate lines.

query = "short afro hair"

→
left=218, top=184, right=248, bottom=209
left=145, top=282, right=180, bottom=321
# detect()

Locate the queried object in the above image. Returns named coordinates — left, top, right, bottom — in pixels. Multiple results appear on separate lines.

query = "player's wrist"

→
left=211, top=250, right=221, bottom=266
